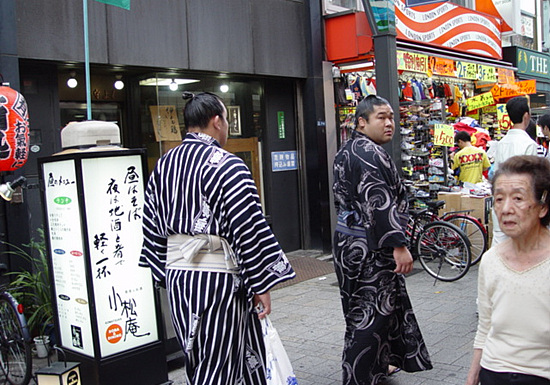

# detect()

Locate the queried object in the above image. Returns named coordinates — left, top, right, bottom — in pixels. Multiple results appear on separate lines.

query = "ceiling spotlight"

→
left=0, top=176, right=26, bottom=202
left=67, top=72, right=78, bottom=89
left=220, top=84, right=229, bottom=93
left=169, top=79, right=178, bottom=91
left=114, top=75, right=124, bottom=90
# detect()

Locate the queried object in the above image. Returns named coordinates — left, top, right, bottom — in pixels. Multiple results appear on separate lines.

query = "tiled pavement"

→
left=168, top=251, right=480, bottom=385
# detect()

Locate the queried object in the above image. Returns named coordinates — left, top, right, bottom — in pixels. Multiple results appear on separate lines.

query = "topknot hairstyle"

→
left=181, top=92, right=225, bottom=129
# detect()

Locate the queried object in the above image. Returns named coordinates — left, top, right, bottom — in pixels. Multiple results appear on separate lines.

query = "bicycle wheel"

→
left=0, top=295, right=32, bottom=385
left=445, top=214, right=488, bottom=265
left=415, top=221, right=471, bottom=282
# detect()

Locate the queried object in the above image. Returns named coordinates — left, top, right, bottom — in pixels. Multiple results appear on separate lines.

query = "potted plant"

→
left=2, top=228, right=54, bottom=351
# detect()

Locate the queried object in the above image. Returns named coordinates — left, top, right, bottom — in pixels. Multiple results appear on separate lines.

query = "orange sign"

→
left=491, top=80, right=537, bottom=99
left=430, top=57, right=455, bottom=77
left=106, top=324, right=123, bottom=344
left=497, top=68, right=515, bottom=84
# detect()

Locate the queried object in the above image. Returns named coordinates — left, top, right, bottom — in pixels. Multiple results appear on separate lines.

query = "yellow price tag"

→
left=496, top=103, right=512, bottom=131
left=434, top=124, right=454, bottom=147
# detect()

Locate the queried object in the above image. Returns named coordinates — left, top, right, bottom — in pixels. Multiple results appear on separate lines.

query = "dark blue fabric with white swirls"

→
left=333, top=131, right=432, bottom=385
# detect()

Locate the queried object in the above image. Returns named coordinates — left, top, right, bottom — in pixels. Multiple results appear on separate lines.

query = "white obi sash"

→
left=166, top=234, right=239, bottom=274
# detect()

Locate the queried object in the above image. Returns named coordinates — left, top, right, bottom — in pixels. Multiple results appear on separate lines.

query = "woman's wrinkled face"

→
left=493, top=173, right=547, bottom=239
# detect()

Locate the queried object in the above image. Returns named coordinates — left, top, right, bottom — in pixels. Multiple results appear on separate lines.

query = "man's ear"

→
left=212, top=115, right=222, bottom=130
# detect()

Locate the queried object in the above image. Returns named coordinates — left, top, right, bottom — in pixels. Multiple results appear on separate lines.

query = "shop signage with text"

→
left=477, top=65, right=497, bottom=82
left=397, top=50, right=509, bottom=86
left=429, top=57, right=455, bottom=77
left=516, top=48, right=549, bottom=79
left=455, top=61, right=478, bottom=80
left=490, top=80, right=536, bottom=99
left=497, top=68, right=515, bottom=84
left=466, top=92, right=495, bottom=111
left=395, top=0, right=502, bottom=58
left=434, top=124, right=454, bottom=147
left=397, top=51, right=429, bottom=73
left=496, top=104, right=512, bottom=131
left=481, top=105, right=497, bottom=114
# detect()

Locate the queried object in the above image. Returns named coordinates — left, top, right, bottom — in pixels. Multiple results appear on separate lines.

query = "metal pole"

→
left=83, top=0, right=92, bottom=120
left=360, top=0, right=401, bottom=168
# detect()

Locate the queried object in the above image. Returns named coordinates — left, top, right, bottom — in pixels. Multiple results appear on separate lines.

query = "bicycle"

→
left=417, top=200, right=488, bottom=265
left=407, top=206, right=472, bottom=282
left=0, top=263, right=33, bottom=385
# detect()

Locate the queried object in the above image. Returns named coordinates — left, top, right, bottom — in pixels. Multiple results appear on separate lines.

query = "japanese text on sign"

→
left=149, top=105, right=181, bottom=142
left=497, top=68, right=515, bottom=84
left=271, top=151, right=298, bottom=172
left=434, top=124, right=454, bottom=147
left=277, top=112, right=285, bottom=139
left=397, top=51, right=429, bottom=73
left=477, top=65, right=497, bottom=82
left=455, top=61, right=478, bottom=79
left=491, top=80, right=536, bottom=99
left=43, top=159, right=95, bottom=357
left=81, top=154, right=158, bottom=358
left=496, top=104, right=512, bottom=131
left=429, top=57, right=455, bottom=77
left=92, top=165, right=142, bottom=278
left=466, top=92, right=495, bottom=111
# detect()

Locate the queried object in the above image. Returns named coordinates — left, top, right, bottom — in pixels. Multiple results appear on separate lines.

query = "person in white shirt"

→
left=490, top=96, right=538, bottom=245
left=466, top=155, right=550, bottom=385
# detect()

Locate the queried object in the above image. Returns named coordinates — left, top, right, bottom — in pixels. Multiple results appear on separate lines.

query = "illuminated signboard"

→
left=41, top=150, right=159, bottom=359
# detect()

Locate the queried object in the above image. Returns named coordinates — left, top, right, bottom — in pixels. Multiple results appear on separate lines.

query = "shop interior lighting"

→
left=220, top=84, right=229, bottom=93
left=138, top=78, right=200, bottom=87
left=169, top=79, right=178, bottom=91
left=114, top=75, right=124, bottom=90
left=338, top=62, right=375, bottom=73
left=66, top=72, right=78, bottom=89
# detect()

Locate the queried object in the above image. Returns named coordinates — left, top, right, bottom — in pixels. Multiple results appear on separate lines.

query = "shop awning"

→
left=324, top=11, right=374, bottom=65
left=397, top=41, right=515, bottom=71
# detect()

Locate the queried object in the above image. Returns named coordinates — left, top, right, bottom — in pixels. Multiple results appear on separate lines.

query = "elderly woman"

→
left=465, top=155, right=550, bottom=385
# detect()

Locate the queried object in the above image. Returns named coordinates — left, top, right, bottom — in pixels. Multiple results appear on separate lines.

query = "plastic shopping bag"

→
left=260, top=315, right=298, bottom=385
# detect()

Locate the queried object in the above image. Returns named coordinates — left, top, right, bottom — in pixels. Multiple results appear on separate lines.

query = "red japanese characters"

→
left=0, top=85, right=29, bottom=171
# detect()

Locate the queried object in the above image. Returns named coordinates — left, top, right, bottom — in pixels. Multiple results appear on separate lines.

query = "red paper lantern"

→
left=0, top=86, right=29, bottom=171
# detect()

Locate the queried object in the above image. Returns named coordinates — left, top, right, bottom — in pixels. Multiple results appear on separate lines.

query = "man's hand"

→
left=393, top=246, right=413, bottom=274
left=254, top=292, right=271, bottom=319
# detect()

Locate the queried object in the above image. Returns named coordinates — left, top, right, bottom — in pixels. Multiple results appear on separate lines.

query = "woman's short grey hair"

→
left=492, top=155, right=550, bottom=226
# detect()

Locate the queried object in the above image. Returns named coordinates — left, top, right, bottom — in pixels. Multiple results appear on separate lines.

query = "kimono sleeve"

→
left=213, top=159, right=295, bottom=294
left=355, top=146, right=408, bottom=250
left=139, top=170, right=168, bottom=286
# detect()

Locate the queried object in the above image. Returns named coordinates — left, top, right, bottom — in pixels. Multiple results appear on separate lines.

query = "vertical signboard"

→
left=81, top=155, right=158, bottom=357
left=43, top=159, right=95, bottom=357
left=277, top=112, right=286, bottom=139
left=40, top=149, right=162, bottom=370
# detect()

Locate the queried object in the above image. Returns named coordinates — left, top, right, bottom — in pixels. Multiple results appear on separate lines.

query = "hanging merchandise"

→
left=0, top=85, right=30, bottom=171
left=334, top=69, right=379, bottom=149
left=400, top=97, right=458, bottom=201
left=454, top=119, right=491, bottom=151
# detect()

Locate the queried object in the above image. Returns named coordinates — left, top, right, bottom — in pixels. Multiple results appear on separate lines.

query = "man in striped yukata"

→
left=139, top=92, right=295, bottom=385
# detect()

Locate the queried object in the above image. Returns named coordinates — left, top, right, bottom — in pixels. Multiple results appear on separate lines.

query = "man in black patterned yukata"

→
left=332, top=95, right=432, bottom=385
